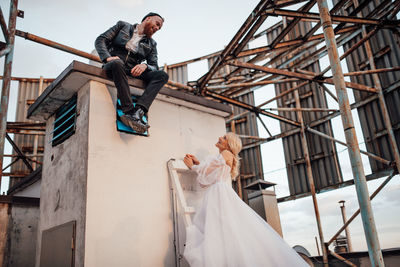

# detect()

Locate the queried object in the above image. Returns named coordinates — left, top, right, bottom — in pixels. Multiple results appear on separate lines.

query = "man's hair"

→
left=141, top=12, right=164, bottom=22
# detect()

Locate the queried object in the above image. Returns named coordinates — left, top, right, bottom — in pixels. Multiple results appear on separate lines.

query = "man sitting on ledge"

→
left=95, top=12, right=169, bottom=133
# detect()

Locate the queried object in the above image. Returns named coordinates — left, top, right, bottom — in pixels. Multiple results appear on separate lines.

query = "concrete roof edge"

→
left=27, top=61, right=231, bottom=120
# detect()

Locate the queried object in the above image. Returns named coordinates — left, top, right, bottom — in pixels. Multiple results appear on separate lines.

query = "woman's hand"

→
left=186, top=154, right=200, bottom=165
left=184, top=155, right=194, bottom=169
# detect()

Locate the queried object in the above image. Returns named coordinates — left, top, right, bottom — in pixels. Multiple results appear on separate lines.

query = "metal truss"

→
left=0, top=0, right=399, bottom=266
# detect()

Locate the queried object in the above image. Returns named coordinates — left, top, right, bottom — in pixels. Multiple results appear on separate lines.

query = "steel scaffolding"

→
left=0, top=0, right=399, bottom=266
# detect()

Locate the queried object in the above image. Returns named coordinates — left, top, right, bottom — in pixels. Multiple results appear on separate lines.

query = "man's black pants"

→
left=104, top=59, right=169, bottom=114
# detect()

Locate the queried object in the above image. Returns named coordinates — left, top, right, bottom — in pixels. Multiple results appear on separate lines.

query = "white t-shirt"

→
left=125, top=27, right=145, bottom=53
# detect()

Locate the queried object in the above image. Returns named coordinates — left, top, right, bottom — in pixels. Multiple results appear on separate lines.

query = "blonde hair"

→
left=225, top=132, right=242, bottom=180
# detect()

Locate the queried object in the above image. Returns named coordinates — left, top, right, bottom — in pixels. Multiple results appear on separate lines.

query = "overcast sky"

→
left=0, top=0, right=399, bottom=256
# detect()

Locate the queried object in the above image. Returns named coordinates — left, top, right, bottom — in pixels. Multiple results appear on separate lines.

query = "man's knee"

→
left=152, top=70, right=169, bottom=83
left=106, top=58, right=125, bottom=71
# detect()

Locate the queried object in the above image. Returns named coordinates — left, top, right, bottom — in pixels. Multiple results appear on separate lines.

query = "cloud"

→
left=114, top=0, right=144, bottom=8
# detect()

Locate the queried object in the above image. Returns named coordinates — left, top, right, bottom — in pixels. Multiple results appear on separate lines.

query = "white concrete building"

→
left=26, top=61, right=231, bottom=267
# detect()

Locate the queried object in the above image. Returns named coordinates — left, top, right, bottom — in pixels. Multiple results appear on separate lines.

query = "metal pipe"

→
left=0, top=45, right=12, bottom=57
left=0, top=0, right=18, bottom=189
left=344, top=66, right=400, bottom=76
left=32, top=76, right=44, bottom=170
left=0, top=7, right=9, bottom=42
left=339, top=200, right=353, bottom=252
left=0, top=75, right=55, bottom=82
left=15, top=29, right=101, bottom=62
left=315, top=236, right=321, bottom=256
left=317, top=1, right=384, bottom=265
left=294, top=90, right=329, bottom=266
left=307, top=126, right=391, bottom=166
left=198, top=0, right=271, bottom=91
left=228, top=60, right=378, bottom=93
left=328, top=172, right=395, bottom=246
left=206, top=78, right=298, bottom=90
left=205, top=89, right=301, bottom=127
left=267, top=107, right=337, bottom=112
left=329, top=250, right=357, bottom=267
left=265, top=8, right=396, bottom=26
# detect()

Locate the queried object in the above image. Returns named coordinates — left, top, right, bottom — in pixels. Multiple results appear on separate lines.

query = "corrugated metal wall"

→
left=266, top=20, right=343, bottom=195
left=335, top=0, right=400, bottom=174
left=166, top=65, right=188, bottom=85
left=10, top=80, right=49, bottom=186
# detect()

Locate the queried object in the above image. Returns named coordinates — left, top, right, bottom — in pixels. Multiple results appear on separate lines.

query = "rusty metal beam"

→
left=355, top=0, right=400, bottom=180
left=226, top=81, right=310, bottom=127
left=269, top=0, right=316, bottom=48
left=228, top=60, right=378, bottom=92
left=335, top=0, right=391, bottom=32
left=204, top=89, right=300, bottom=127
left=241, top=83, right=399, bottom=150
left=0, top=7, right=8, bottom=42
left=233, top=14, right=268, bottom=56
left=327, top=171, right=396, bottom=246
left=317, top=1, right=384, bottom=265
left=267, top=107, right=337, bottom=112
left=265, top=8, right=400, bottom=27
left=294, top=89, right=329, bottom=266
left=0, top=75, right=55, bottom=82
left=329, top=250, right=357, bottom=267
left=0, top=45, right=11, bottom=57
left=197, top=0, right=272, bottom=91
left=206, top=78, right=298, bottom=90
left=15, top=29, right=101, bottom=62
left=5, top=133, right=32, bottom=172
left=344, top=66, right=400, bottom=76
left=0, top=0, right=19, bottom=187
left=307, top=126, right=391, bottom=166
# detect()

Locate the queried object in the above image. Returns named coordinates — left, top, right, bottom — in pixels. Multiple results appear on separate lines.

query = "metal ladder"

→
left=167, top=159, right=196, bottom=227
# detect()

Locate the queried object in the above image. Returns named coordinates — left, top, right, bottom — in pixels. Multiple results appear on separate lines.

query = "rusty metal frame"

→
left=0, top=0, right=399, bottom=265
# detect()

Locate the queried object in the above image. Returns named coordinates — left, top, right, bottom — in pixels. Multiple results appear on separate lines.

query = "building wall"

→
left=35, top=82, right=91, bottom=267
left=84, top=80, right=227, bottom=267
left=13, top=180, right=41, bottom=198
left=6, top=205, right=39, bottom=267
left=0, top=203, right=9, bottom=267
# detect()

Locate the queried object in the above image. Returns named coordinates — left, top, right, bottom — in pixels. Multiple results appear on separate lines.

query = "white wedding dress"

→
left=183, top=154, right=309, bottom=267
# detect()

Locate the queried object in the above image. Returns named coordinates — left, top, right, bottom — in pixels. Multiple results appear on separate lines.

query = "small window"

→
left=52, top=95, right=77, bottom=146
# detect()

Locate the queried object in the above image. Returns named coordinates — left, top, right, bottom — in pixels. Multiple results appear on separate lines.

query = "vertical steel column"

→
left=316, top=1, right=384, bottom=266
left=0, top=0, right=18, bottom=187
left=339, top=200, right=353, bottom=252
left=294, top=90, right=329, bottom=266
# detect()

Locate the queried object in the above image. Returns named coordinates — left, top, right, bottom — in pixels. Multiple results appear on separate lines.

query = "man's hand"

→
left=131, top=64, right=147, bottom=77
left=106, top=56, right=120, bottom=62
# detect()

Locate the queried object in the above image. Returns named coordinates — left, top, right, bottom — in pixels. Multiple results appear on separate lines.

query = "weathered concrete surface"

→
left=84, top=80, right=227, bottom=267
left=35, top=82, right=90, bottom=267
left=6, top=205, right=39, bottom=267
left=0, top=203, right=9, bottom=267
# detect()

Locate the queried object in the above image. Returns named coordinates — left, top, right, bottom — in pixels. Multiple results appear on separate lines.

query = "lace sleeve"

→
left=191, top=154, right=229, bottom=187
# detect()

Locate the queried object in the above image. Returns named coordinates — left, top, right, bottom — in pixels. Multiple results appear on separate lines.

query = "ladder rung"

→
left=185, top=207, right=195, bottom=214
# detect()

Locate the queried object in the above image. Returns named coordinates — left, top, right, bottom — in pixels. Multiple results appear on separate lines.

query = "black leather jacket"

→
left=95, top=21, right=159, bottom=71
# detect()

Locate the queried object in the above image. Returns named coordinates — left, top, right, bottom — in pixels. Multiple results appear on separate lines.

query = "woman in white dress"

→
left=183, top=132, right=309, bottom=267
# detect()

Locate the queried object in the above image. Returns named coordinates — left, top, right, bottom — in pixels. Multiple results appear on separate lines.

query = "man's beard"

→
left=143, top=24, right=153, bottom=37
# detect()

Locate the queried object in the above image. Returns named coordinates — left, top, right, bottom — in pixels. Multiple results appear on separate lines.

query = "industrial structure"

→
left=0, top=0, right=399, bottom=266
